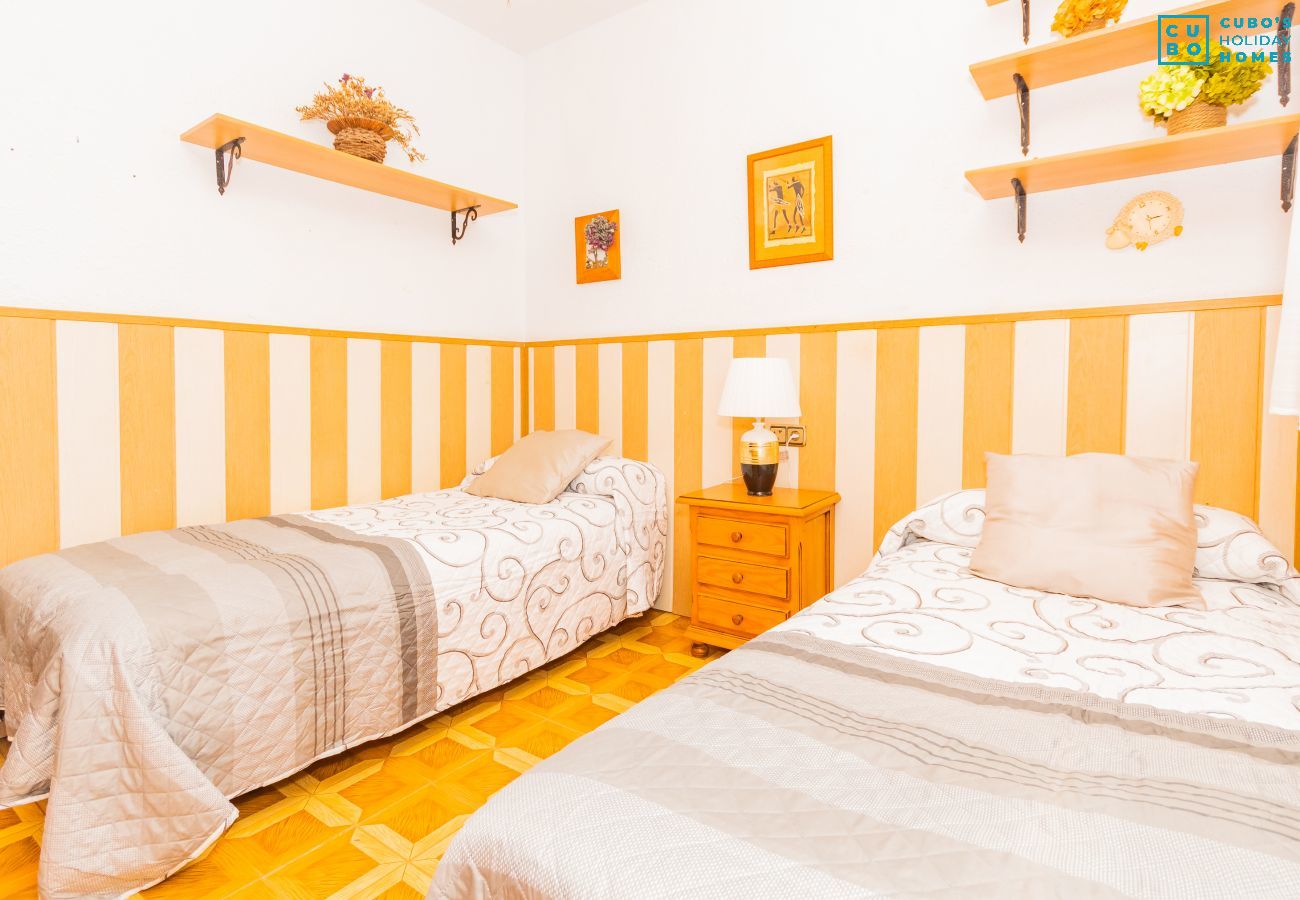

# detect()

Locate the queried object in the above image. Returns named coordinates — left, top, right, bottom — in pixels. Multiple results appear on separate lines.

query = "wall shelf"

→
left=968, top=113, right=1300, bottom=241
left=180, top=114, right=517, bottom=242
left=966, top=113, right=1300, bottom=197
left=975, top=1, right=1292, bottom=155
left=971, top=0, right=1284, bottom=99
left=977, top=0, right=1284, bottom=50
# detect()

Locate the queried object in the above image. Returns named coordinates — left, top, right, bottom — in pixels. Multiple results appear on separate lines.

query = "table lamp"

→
left=717, top=357, right=801, bottom=496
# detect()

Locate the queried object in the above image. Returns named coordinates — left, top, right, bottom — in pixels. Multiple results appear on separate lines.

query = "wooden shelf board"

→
left=971, top=0, right=1280, bottom=99
left=180, top=114, right=517, bottom=216
left=965, top=113, right=1300, bottom=198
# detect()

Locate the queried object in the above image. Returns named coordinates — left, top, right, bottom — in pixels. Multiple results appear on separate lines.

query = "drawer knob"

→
left=732, top=613, right=744, bottom=626
left=730, top=531, right=743, bottom=543
left=731, top=572, right=744, bottom=584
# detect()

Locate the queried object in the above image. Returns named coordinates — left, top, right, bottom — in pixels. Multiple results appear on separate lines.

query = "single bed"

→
left=433, top=490, right=1300, bottom=899
left=0, top=456, right=667, bottom=899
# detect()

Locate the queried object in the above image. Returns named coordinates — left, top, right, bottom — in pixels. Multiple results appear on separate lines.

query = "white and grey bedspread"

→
left=0, top=457, right=666, bottom=899
left=432, top=494, right=1300, bottom=899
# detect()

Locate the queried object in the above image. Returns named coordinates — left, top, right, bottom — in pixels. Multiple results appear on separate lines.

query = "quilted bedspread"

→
left=432, top=496, right=1300, bottom=899
left=0, top=457, right=666, bottom=899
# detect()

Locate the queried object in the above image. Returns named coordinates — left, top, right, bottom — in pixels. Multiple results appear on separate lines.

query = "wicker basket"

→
left=1166, top=99, right=1227, bottom=135
left=327, top=117, right=396, bottom=163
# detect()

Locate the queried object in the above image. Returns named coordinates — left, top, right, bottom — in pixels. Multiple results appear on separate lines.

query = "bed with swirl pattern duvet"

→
left=0, top=457, right=666, bottom=899
left=433, top=490, right=1300, bottom=899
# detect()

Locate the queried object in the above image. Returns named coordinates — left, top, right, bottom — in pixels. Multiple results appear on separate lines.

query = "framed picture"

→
left=575, top=209, right=621, bottom=284
left=747, top=136, right=833, bottom=269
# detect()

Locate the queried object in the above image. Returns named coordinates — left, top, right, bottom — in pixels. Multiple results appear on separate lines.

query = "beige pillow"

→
left=969, top=453, right=1202, bottom=609
left=465, top=430, right=610, bottom=504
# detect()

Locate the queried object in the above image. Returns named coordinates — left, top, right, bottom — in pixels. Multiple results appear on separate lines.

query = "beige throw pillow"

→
left=970, top=452, right=1202, bottom=609
left=465, top=430, right=610, bottom=504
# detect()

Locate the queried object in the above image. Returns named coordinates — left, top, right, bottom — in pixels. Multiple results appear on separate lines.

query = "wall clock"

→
left=1105, top=191, right=1184, bottom=251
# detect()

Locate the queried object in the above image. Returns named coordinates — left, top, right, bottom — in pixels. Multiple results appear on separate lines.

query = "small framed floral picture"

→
left=575, top=210, right=621, bottom=284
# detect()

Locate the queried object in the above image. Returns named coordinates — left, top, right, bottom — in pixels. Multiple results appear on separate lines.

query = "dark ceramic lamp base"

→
left=741, top=462, right=777, bottom=497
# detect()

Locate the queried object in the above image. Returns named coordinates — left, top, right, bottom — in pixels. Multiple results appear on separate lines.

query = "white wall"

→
left=2, top=0, right=528, bottom=340
left=6, top=1, right=1292, bottom=343
left=520, top=0, right=1293, bottom=341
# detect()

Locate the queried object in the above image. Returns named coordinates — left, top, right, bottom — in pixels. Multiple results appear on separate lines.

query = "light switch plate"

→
left=764, top=425, right=806, bottom=447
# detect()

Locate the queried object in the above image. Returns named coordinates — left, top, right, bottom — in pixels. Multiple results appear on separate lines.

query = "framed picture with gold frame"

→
left=575, top=209, right=621, bottom=284
left=747, top=136, right=833, bottom=269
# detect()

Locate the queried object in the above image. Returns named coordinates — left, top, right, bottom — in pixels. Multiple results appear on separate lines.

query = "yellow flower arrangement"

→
left=1138, top=50, right=1272, bottom=124
left=296, top=74, right=425, bottom=163
left=1198, top=50, right=1273, bottom=106
left=1052, top=0, right=1128, bottom=37
left=1138, top=66, right=1203, bottom=119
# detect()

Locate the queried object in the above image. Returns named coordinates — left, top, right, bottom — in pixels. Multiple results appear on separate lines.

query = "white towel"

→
left=1273, top=216, right=1300, bottom=417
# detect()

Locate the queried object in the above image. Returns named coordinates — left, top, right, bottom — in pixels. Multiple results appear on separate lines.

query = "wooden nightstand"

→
left=680, top=481, right=839, bottom=657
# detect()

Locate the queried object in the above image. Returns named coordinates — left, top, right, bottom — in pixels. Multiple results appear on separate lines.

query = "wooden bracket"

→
left=1020, top=0, right=1030, bottom=44
left=1281, top=4, right=1295, bottom=106
left=1014, top=73, right=1030, bottom=156
left=1012, top=177, right=1027, bottom=242
left=1283, top=135, right=1297, bottom=211
left=214, top=137, right=245, bottom=195
left=451, top=205, right=480, bottom=245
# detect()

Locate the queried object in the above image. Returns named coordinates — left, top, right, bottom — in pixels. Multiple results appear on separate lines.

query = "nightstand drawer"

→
left=697, top=556, right=788, bottom=600
left=694, top=594, right=787, bottom=639
left=697, top=516, right=788, bottom=558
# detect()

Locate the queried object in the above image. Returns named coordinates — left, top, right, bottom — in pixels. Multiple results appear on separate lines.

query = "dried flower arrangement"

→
left=576, top=210, right=621, bottom=283
left=296, top=74, right=425, bottom=164
left=584, top=215, right=618, bottom=262
left=1051, top=0, right=1127, bottom=37
left=1140, top=49, right=1272, bottom=134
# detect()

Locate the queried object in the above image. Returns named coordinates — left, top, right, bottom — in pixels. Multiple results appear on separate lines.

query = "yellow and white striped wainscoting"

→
left=2, top=296, right=1296, bottom=613
left=0, top=309, right=520, bottom=568
left=526, top=296, right=1298, bottom=614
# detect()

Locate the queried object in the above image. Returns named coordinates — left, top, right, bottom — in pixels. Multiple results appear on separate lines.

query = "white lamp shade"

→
left=717, top=357, right=801, bottom=418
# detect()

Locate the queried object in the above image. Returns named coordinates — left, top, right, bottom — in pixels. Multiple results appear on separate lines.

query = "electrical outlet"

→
left=769, top=425, right=788, bottom=443
left=786, top=427, right=806, bottom=447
